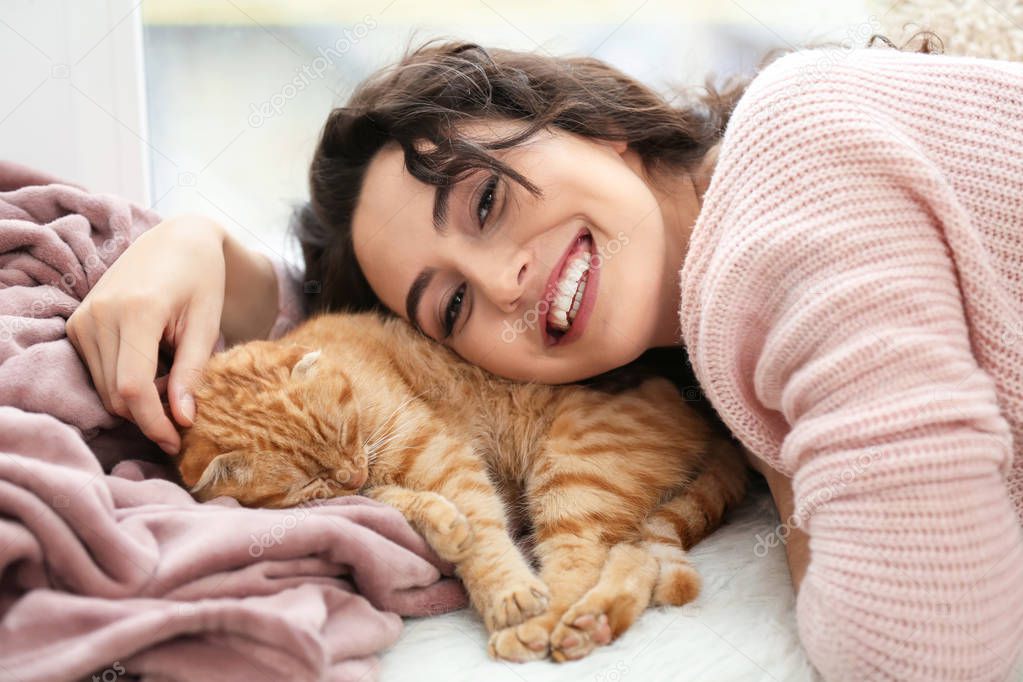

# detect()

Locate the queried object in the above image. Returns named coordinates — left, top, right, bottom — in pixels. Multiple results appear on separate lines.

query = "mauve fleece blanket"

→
left=0, top=161, right=467, bottom=682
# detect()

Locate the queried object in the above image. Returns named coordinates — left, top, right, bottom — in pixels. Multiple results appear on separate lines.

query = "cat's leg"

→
left=488, top=522, right=618, bottom=662
left=649, top=437, right=747, bottom=605
left=364, top=485, right=474, bottom=563
left=405, top=438, right=550, bottom=633
left=545, top=516, right=699, bottom=661
left=541, top=500, right=704, bottom=661
left=488, top=393, right=674, bottom=662
left=553, top=461, right=723, bottom=650
left=490, top=390, right=748, bottom=662
left=550, top=437, right=749, bottom=658
left=549, top=541, right=661, bottom=660
left=641, top=505, right=702, bottom=607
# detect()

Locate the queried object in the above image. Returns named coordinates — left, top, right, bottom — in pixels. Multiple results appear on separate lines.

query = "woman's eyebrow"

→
left=406, top=266, right=437, bottom=333
left=432, top=185, right=452, bottom=233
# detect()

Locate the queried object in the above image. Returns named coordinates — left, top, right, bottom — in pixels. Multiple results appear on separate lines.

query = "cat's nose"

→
left=348, top=468, right=367, bottom=490
left=337, top=467, right=366, bottom=490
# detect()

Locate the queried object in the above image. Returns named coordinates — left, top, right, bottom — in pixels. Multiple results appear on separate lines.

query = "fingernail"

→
left=181, top=393, right=195, bottom=422
left=158, top=441, right=178, bottom=455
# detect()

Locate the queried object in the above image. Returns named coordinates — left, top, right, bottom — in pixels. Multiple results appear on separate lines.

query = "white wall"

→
left=0, top=0, right=150, bottom=204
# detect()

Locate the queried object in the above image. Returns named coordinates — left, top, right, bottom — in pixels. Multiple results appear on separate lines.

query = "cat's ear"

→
left=278, top=344, right=321, bottom=380
left=190, top=450, right=253, bottom=495
left=290, top=349, right=322, bottom=381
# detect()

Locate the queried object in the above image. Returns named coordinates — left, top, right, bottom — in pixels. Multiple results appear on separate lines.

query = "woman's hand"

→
left=66, top=214, right=229, bottom=454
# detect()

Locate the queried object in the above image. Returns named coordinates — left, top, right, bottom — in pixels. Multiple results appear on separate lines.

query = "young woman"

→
left=66, top=39, right=1023, bottom=680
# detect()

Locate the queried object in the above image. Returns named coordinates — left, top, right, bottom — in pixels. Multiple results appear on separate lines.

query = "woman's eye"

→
left=442, top=175, right=495, bottom=338
left=476, top=175, right=498, bottom=227
left=443, top=283, right=467, bottom=338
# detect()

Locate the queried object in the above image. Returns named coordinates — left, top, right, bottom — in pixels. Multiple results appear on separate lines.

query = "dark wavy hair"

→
left=290, top=38, right=749, bottom=315
left=287, top=31, right=942, bottom=406
left=290, top=31, right=942, bottom=316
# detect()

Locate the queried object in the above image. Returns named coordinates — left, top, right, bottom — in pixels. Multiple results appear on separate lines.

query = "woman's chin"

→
left=560, top=344, right=651, bottom=383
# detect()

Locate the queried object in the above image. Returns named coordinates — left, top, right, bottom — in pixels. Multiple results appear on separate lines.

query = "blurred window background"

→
left=5, top=0, right=894, bottom=266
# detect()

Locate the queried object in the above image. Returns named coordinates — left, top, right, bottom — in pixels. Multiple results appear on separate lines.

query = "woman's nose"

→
left=464, top=242, right=531, bottom=313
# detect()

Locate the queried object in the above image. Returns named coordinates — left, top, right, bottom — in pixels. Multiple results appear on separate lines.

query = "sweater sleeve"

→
left=264, top=252, right=308, bottom=341
left=775, top=232, right=1023, bottom=681
left=683, top=51, right=1023, bottom=680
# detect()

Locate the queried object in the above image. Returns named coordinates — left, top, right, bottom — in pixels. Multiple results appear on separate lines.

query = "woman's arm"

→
left=219, top=227, right=280, bottom=347
left=747, top=453, right=809, bottom=592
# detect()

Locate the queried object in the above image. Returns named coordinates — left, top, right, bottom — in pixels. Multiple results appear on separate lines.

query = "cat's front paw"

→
left=420, top=497, right=474, bottom=563
left=487, top=616, right=552, bottom=662
left=482, top=577, right=550, bottom=631
left=550, top=611, right=613, bottom=661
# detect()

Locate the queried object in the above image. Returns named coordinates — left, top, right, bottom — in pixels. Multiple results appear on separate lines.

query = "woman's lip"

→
left=540, top=228, right=594, bottom=348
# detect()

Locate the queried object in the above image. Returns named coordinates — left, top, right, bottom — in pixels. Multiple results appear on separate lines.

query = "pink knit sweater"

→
left=679, top=48, right=1023, bottom=680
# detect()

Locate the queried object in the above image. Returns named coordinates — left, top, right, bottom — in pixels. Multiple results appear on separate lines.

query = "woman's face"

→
left=352, top=120, right=702, bottom=383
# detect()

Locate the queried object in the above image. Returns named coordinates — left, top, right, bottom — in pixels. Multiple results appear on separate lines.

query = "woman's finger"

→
left=93, top=314, right=130, bottom=420
left=115, top=313, right=181, bottom=452
left=71, top=326, right=114, bottom=415
left=168, top=300, right=222, bottom=428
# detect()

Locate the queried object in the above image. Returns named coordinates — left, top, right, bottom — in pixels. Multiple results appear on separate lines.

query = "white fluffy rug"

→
left=380, top=478, right=818, bottom=682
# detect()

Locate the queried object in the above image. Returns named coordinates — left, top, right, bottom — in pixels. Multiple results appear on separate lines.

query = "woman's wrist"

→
left=220, top=229, right=279, bottom=346
left=156, top=214, right=274, bottom=346
left=163, top=212, right=279, bottom=345
left=760, top=464, right=809, bottom=593
left=739, top=444, right=809, bottom=592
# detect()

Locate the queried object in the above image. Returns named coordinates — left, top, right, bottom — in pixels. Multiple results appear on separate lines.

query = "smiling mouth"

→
left=545, top=232, right=594, bottom=342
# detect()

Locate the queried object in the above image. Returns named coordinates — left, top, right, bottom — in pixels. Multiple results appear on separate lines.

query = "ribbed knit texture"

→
left=679, top=48, right=1023, bottom=680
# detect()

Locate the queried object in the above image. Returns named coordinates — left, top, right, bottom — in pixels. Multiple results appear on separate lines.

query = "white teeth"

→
left=570, top=294, right=582, bottom=317
left=547, top=241, right=593, bottom=333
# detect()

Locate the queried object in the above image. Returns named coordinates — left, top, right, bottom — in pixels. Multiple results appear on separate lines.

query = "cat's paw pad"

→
left=487, top=619, right=551, bottom=662
left=423, top=503, right=474, bottom=562
left=551, top=612, right=612, bottom=661
left=484, top=578, right=550, bottom=630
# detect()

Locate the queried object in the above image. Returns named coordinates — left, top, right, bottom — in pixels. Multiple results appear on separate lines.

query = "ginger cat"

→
left=175, top=311, right=747, bottom=662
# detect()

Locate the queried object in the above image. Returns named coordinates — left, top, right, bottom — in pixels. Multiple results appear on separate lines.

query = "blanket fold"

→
left=0, top=161, right=466, bottom=682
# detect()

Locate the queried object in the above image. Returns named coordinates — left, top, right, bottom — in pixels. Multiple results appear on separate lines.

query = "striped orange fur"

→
left=176, top=311, right=748, bottom=662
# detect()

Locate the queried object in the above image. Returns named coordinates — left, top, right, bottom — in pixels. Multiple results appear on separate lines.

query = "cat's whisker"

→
left=369, top=441, right=421, bottom=460
left=366, top=431, right=403, bottom=462
left=365, top=426, right=404, bottom=458
left=367, top=424, right=410, bottom=453
left=363, top=391, right=427, bottom=447
left=363, top=396, right=423, bottom=461
left=365, top=423, right=414, bottom=463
